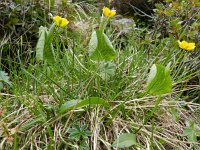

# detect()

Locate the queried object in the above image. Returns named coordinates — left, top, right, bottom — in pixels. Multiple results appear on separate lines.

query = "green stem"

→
left=146, top=95, right=162, bottom=121
left=150, top=118, right=155, bottom=150
left=99, top=17, right=109, bottom=33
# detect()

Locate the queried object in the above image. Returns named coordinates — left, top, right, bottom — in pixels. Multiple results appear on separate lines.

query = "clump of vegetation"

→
left=0, top=0, right=199, bottom=149
left=153, top=0, right=200, bottom=41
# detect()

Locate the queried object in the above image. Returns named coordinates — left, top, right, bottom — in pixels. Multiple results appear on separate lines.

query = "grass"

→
left=0, top=1, right=200, bottom=150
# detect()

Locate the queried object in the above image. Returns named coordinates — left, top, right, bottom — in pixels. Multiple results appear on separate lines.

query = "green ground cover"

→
left=0, top=0, right=200, bottom=149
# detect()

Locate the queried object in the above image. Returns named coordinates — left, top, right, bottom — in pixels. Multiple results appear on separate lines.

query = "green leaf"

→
left=20, top=116, right=44, bottom=131
left=100, top=62, right=116, bottom=80
left=59, top=97, right=109, bottom=113
left=146, top=63, right=172, bottom=95
left=36, top=26, right=48, bottom=61
left=88, top=31, right=98, bottom=54
left=68, top=124, right=91, bottom=141
left=43, top=23, right=56, bottom=63
left=183, top=128, right=197, bottom=142
left=112, top=133, right=137, bottom=148
left=35, top=24, right=56, bottom=63
left=0, top=70, right=11, bottom=86
left=89, top=30, right=116, bottom=61
left=183, top=121, right=200, bottom=142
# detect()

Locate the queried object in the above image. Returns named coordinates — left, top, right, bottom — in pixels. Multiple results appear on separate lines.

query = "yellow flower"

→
left=178, top=40, right=196, bottom=51
left=60, top=18, right=69, bottom=27
left=102, top=7, right=116, bottom=18
left=53, top=16, right=69, bottom=27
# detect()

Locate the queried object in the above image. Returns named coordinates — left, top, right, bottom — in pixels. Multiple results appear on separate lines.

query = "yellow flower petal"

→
left=186, top=43, right=196, bottom=51
left=178, top=40, right=196, bottom=51
left=180, top=41, right=188, bottom=49
left=53, top=16, right=62, bottom=26
left=109, top=10, right=116, bottom=17
left=53, top=16, right=69, bottom=27
left=102, top=7, right=116, bottom=18
left=103, top=7, right=110, bottom=17
left=60, top=18, right=69, bottom=27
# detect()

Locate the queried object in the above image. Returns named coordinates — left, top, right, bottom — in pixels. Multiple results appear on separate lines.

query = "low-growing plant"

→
left=67, top=124, right=92, bottom=149
left=153, top=0, right=200, bottom=42
left=0, top=1, right=199, bottom=149
left=0, top=70, right=11, bottom=91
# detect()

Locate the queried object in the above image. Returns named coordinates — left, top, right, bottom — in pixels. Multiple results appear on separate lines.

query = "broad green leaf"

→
left=0, top=70, right=11, bottom=86
left=89, top=30, right=116, bottom=61
left=59, top=97, right=109, bottom=113
left=183, top=121, right=200, bottom=142
left=100, top=62, right=116, bottom=80
left=165, top=62, right=171, bottom=74
left=36, top=26, right=48, bottom=61
left=112, top=133, right=137, bottom=148
left=88, top=31, right=98, bottom=54
left=146, top=63, right=172, bottom=95
left=183, top=128, right=197, bottom=142
left=36, top=24, right=56, bottom=63
left=43, top=23, right=56, bottom=63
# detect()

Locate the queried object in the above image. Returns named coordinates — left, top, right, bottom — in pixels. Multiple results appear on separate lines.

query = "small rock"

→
left=112, top=18, right=135, bottom=34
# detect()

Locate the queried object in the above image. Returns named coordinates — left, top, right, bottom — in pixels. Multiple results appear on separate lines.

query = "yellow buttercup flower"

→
left=53, top=16, right=62, bottom=26
left=60, top=18, right=69, bottom=27
left=53, top=16, right=69, bottom=27
left=178, top=40, right=196, bottom=51
left=102, top=7, right=116, bottom=18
